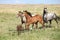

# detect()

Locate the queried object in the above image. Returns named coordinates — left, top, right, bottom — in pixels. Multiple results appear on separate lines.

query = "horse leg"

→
left=35, top=22, right=38, bottom=29
left=25, top=23, right=30, bottom=30
left=54, top=19, right=58, bottom=24
left=39, top=20, right=45, bottom=28
left=31, top=23, right=34, bottom=29
left=49, top=20, right=52, bottom=27
left=54, top=18, right=59, bottom=28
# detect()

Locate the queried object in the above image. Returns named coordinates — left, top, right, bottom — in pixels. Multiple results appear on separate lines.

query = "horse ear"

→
left=18, top=11, right=21, bottom=13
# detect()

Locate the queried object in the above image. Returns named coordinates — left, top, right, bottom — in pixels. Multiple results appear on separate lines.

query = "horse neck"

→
left=43, top=11, right=47, bottom=16
left=43, top=9, right=47, bottom=14
left=25, top=13, right=31, bottom=20
left=43, top=10, right=47, bottom=21
left=19, top=14, right=23, bottom=18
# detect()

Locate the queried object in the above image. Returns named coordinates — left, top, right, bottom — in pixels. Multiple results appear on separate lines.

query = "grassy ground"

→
left=0, top=4, right=60, bottom=40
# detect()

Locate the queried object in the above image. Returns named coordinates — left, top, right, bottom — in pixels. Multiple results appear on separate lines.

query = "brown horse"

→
left=17, top=11, right=38, bottom=29
left=22, top=11, right=45, bottom=30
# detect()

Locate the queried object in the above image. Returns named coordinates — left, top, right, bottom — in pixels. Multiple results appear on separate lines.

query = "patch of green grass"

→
left=0, top=4, right=60, bottom=40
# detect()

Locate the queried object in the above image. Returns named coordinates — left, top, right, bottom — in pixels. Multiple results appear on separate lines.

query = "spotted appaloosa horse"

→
left=22, top=10, right=45, bottom=30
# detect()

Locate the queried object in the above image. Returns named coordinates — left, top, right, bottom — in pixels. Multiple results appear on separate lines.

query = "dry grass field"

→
left=0, top=4, right=60, bottom=40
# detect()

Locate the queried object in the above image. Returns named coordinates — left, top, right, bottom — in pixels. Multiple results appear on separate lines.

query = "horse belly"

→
left=47, top=14, right=54, bottom=20
left=29, top=18, right=37, bottom=24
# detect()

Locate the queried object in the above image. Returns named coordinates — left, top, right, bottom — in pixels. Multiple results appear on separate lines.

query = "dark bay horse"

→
left=22, top=11, right=44, bottom=30
left=43, top=8, right=60, bottom=27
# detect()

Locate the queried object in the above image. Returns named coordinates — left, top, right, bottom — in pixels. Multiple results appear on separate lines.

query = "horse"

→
left=43, top=8, right=60, bottom=27
left=17, top=10, right=38, bottom=29
left=22, top=10, right=45, bottom=30
left=17, top=11, right=26, bottom=25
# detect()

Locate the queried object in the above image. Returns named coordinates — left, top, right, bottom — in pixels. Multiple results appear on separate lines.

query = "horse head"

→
left=43, top=8, right=47, bottom=14
left=16, top=11, right=23, bottom=18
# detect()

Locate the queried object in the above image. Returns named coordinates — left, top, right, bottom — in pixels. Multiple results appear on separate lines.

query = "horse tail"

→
left=54, top=13, right=60, bottom=21
left=57, top=16, right=60, bottom=21
left=55, top=14, right=60, bottom=21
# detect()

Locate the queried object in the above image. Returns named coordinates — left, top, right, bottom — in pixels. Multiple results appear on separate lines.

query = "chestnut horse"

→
left=17, top=11, right=38, bottom=29
left=22, top=11, right=45, bottom=30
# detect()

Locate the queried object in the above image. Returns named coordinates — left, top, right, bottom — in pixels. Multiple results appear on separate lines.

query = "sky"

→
left=0, top=0, right=60, bottom=4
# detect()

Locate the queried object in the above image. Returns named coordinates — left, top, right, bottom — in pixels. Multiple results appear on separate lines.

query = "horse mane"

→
left=27, top=11, right=32, bottom=17
left=43, top=9, right=47, bottom=14
left=43, top=8, right=47, bottom=23
left=24, top=10, right=32, bottom=17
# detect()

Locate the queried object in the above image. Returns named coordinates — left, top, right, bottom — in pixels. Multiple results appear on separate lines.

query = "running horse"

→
left=17, top=10, right=38, bottom=29
left=22, top=10, right=45, bottom=30
left=43, top=8, right=60, bottom=27
left=17, top=11, right=26, bottom=25
left=17, top=11, right=35, bottom=24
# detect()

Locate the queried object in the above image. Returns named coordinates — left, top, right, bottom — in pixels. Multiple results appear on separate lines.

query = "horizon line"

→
left=0, top=4, right=60, bottom=5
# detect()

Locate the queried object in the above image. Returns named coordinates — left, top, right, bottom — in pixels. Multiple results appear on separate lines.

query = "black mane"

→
left=43, top=9, right=46, bottom=15
left=27, top=11, right=32, bottom=17
left=43, top=8, right=47, bottom=23
left=24, top=10, right=32, bottom=17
